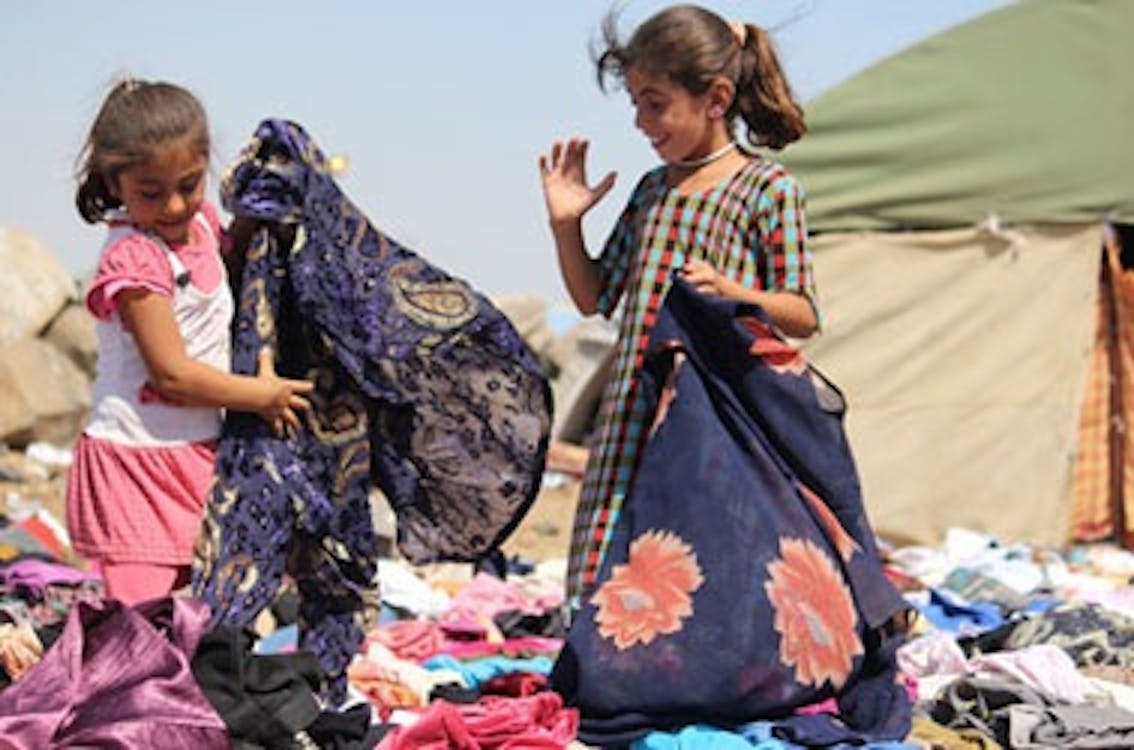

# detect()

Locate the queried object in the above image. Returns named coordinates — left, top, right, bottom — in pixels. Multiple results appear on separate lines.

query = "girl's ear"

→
left=707, top=77, right=736, bottom=120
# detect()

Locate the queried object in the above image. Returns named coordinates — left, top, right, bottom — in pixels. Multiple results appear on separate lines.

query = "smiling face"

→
left=625, top=66, right=731, bottom=166
left=111, top=137, right=208, bottom=245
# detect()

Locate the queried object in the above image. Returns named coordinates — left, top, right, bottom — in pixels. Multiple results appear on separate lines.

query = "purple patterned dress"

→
left=191, top=119, right=551, bottom=704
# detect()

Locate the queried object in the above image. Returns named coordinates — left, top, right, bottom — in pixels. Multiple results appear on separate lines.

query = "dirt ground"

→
left=500, top=479, right=580, bottom=562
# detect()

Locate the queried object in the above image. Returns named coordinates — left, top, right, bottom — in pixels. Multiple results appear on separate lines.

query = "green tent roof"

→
left=780, top=0, right=1134, bottom=233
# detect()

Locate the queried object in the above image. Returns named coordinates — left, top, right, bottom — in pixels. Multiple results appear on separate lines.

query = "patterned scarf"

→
left=192, top=119, right=551, bottom=703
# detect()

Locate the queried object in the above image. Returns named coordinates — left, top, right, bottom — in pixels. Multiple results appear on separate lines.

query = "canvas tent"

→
left=779, top=0, right=1134, bottom=548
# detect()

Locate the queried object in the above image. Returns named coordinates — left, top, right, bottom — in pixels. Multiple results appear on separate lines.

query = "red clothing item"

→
left=378, top=693, right=578, bottom=749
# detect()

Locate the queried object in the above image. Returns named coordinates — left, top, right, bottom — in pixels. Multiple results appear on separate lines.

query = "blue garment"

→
left=916, top=588, right=1005, bottom=634
left=633, top=724, right=765, bottom=749
left=191, top=119, right=551, bottom=704
left=422, top=653, right=554, bottom=688
left=552, top=278, right=909, bottom=747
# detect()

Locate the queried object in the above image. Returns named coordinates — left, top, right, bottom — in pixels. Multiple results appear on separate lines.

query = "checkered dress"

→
left=567, top=157, right=817, bottom=606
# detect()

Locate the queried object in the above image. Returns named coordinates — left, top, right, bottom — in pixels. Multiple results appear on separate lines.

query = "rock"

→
left=0, top=336, right=91, bottom=447
left=43, top=303, right=98, bottom=379
left=493, top=295, right=553, bottom=360
left=544, top=318, right=617, bottom=442
left=0, top=227, right=77, bottom=346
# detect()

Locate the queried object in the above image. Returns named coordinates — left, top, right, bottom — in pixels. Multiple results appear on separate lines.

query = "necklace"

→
left=670, top=141, right=737, bottom=169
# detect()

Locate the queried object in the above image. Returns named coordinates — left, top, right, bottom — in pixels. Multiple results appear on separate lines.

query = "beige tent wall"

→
left=802, top=224, right=1102, bottom=547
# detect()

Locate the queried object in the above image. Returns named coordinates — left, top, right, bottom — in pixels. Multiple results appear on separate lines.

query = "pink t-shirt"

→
left=86, top=202, right=227, bottom=319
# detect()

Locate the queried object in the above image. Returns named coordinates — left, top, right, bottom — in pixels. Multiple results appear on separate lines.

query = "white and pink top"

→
left=67, top=202, right=235, bottom=565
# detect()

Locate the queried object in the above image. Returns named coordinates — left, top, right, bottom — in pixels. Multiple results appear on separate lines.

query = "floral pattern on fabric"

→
left=738, top=315, right=807, bottom=375
left=552, top=278, right=909, bottom=748
left=798, top=483, right=861, bottom=563
left=765, top=536, right=864, bottom=689
left=592, top=529, right=703, bottom=650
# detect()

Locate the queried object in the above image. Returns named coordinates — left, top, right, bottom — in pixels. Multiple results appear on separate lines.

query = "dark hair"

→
left=595, top=4, right=806, bottom=150
left=74, top=78, right=210, bottom=223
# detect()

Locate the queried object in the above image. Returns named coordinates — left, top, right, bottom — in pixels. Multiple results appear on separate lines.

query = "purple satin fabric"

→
left=0, top=558, right=96, bottom=594
left=0, top=596, right=229, bottom=749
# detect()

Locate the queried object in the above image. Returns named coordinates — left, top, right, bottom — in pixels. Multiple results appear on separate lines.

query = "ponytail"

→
left=75, top=162, right=119, bottom=224
left=732, top=23, right=806, bottom=150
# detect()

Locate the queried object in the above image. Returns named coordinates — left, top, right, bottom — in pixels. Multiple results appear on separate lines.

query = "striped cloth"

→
left=1070, top=229, right=1134, bottom=543
left=567, top=157, right=817, bottom=606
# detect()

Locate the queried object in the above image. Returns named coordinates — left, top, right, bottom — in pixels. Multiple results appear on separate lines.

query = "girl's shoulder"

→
left=737, top=157, right=806, bottom=198
left=622, top=166, right=668, bottom=209
left=197, top=200, right=223, bottom=241
left=87, top=232, right=177, bottom=319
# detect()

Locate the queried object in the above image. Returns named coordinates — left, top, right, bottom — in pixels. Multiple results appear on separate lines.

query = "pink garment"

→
left=92, top=560, right=191, bottom=606
left=369, top=619, right=448, bottom=662
left=67, top=434, right=217, bottom=565
left=68, top=202, right=233, bottom=574
left=440, top=573, right=546, bottom=632
left=86, top=202, right=226, bottom=318
left=367, top=619, right=562, bottom=664
left=378, top=692, right=578, bottom=750
left=437, top=637, right=563, bottom=662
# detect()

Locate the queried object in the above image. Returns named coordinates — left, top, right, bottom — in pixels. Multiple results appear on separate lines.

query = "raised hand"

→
left=538, top=137, right=616, bottom=225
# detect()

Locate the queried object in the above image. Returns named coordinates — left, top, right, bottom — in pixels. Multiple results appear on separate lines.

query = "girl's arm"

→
left=117, top=289, right=313, bottom=432
left=539, top=138, right=616, bottom=315
left=681, top=259, right=818, bottom=338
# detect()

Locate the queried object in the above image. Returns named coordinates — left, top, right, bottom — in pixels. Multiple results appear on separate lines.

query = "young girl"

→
left=541, top=8, right=910, bottom=743
left=67, top=79, right=314, bottom=605
left=539, top=5, right=816, bottom=609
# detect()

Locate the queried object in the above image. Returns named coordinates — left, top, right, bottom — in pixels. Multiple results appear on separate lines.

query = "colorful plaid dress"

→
left=568, top=157, right=817, bottom=606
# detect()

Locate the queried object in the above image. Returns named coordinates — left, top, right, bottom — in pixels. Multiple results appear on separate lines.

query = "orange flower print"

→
left=798, top=483, right=860, bottom=563
left=648, top=352, right=684, bottom=438
left=765, top=537, right=864, bottom=688
left=738, top=316, right=807, bottom=375
left=592, top=530, right=705, bottom=650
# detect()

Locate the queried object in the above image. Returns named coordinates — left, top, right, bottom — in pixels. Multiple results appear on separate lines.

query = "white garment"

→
left=84, top=215, right=233, bottom=447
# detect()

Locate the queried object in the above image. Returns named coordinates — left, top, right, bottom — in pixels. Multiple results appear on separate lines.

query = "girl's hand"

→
left=681, top=259, right=735, bottom=298
left=254, top=348, right=314, bottom=436
left=538, top=138, right=616, bottom=225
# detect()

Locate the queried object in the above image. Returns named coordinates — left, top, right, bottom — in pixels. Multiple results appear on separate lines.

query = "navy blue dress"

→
left=551, top=277, right=909, bottom=746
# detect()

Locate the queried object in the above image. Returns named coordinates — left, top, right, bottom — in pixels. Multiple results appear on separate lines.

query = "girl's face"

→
left=625, top=67, right=724, bottom=165
left=111, top=137, right=208, bottom=246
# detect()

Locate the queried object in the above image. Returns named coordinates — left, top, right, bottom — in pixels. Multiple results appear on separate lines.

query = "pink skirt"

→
left=66, top=434, right=217, bottom=565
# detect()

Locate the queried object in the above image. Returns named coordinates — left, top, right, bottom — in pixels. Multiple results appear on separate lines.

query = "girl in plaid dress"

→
left=539, top=4, right=819, bottom=610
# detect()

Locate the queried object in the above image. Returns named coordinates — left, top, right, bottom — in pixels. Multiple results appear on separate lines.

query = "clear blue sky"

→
left=1, top=0, right=1010, bottom=310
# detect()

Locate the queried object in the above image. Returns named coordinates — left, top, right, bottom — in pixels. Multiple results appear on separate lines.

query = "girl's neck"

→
left=668, top=140, right=736, bottom=169
left=665, top=145, right=753, bottom=195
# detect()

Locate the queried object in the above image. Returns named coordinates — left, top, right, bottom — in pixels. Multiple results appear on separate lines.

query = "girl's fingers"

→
left=257, top=347, right=277, bottom=377
left=288, top=378, right=315, bottom=394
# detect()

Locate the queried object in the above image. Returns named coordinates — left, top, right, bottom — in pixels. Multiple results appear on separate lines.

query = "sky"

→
left=1, top=0, right=1011, bottom=313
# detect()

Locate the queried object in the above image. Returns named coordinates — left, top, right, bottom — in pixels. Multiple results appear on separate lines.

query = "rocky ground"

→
left=500, top=478, right=580, bottom=563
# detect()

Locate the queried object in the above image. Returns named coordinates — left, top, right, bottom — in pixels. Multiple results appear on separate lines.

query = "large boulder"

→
left=493, top=294, right=553, bottom=360
left=43, top=303, right=98, bottom=379
left=544, top=317, right=617, bottom=443
left=0, top=336, right=91, bottom=447
left=0, top=227, right=77, bottom=346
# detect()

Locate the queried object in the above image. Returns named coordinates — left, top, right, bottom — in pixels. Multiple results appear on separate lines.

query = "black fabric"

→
left=191, top=624, right=323, bottom=746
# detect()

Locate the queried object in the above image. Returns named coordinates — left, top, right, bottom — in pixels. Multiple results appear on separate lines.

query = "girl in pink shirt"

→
left=67, top=78, right=314, bottom=604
